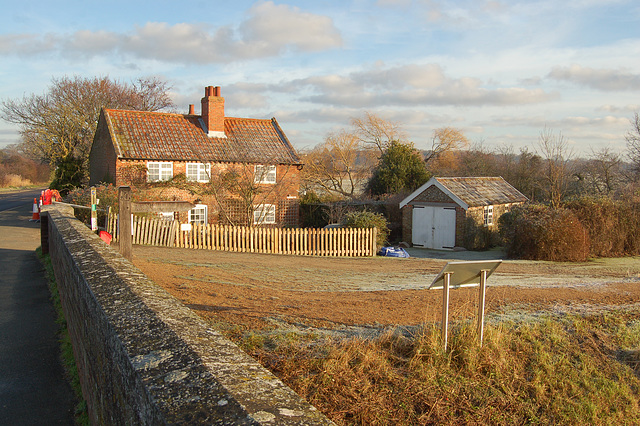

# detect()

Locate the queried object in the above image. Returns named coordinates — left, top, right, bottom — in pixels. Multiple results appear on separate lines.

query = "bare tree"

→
left=578, top=147, right=624, bottom=196
left=1, top=76, right=173, bottom=172
left=350, top=112, right=405, bottom=156
left=626, top=112, right=640, bottom=180
left=302, top=129, right=377, bottom=200
left=424, top=127, right=470, bottom=174
left=537, top=128, right=574, bottom=208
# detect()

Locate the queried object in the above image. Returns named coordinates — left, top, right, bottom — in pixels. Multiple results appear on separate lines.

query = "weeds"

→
left=36, top=248, right=89, bottom=425
left=235, top=313, right=640, bottom=425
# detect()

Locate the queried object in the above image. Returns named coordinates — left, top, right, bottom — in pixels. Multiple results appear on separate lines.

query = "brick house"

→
left=89, top=85, right=302, bottom=226
left=399, top=177, right=527, bottom=249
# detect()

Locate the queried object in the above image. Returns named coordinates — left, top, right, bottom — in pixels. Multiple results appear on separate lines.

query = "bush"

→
left=298, top=191, right=329, bottom=228
left=499, top=203, right=590, bottom=262
left=65, top=184, right=121, bottom=225
left=463, top=217, right=499, bottom=251
left=50, top=155, right=85, bottom=196
left=564, top=197, right=640, bottom=257
left=342, top=210, right=389, bottom=249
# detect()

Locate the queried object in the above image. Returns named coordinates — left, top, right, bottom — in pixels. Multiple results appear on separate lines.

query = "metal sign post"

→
left=477, top=270, right=488, bottom=345
left=441, top=272, right=451, bottom=349
left=429, top=260, right=502, bottom=350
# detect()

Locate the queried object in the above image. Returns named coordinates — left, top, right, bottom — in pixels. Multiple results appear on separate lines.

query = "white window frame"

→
left=253, top=204, right=276, bottom=225
left=189, top=204, right=208, bottom=225
left=254, top=164, right=276, bottom=184
left=147, top=161, right=173, bottom=182
left=484, top=205, right=494, bottom=226
left=186, top=162, right=211, bottom=182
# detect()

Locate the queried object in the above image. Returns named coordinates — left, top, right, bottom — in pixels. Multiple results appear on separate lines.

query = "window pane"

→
left=187, top=163, right=210, bottom=182
left=255, top=165, right=276, bottom=184
left=189, top=204, right=208, bottom=224
left=186, top=164, right=198, bottom=181
left=148, top=163, right=159, bottom=181
left=254, top=204, right=276, bottom=224
left=148, top=162, right=173, bottom=182
left=160, top=163, right=172, bottom=181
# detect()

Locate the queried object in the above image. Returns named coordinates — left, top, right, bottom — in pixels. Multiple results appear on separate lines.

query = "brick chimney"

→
left=201, top=86, right=226, bottom=138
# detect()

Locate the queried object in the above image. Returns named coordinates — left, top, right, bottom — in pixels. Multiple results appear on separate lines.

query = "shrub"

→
left=499, top=203, right=590, bottom=262
left=65, top=184, right=121, bottom=225
left=298, top=191, right=329, bottom=228
left=564, top=197, right=640, bottom=257
left=463, top=217, right=499, bottom=251
left=342, top=210, right=389, bottom=249
left=1, top=173, right=32, bottom=187
left=50, top=155, right=85, bottom=196
left=563, top=197, right=624, bottom=257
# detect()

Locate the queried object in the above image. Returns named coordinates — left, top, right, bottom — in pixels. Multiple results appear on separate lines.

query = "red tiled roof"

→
left=435, top=177, right=528, bottom=207
left=103, top=109, right=301, bottom=164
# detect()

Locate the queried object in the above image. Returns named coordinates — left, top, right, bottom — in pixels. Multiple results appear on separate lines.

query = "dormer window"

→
left=254, top=165, right=276, bottom=184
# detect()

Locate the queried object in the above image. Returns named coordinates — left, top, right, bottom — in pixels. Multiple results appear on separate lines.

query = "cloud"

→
left=597, top=104, right=640, bottom=113
left=240, top=1, right=343, bottom=53
left=285, top=63, right=557, bottom=107
left=0, top=2, right=342, bottom=64
left=548, top=65, right=640, bottom=91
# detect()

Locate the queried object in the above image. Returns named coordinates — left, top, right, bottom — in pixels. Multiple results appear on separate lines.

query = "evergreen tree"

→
left=367, top=141, right=430, bottom=196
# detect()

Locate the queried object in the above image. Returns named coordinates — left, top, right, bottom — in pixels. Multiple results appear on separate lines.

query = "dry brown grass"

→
left=0, top=173, right=33, bottom=188
left=237, top=313, right=640, bottom=425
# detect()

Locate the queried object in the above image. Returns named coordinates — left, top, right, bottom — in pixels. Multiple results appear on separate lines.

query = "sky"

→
left=1, top=0, right=639, bottom=158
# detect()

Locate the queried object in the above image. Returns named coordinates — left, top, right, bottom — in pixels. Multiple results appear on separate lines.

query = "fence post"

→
left=119, top=186, right=132, bottom=261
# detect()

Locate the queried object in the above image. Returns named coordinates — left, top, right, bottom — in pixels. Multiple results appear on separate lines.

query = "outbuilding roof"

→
left=101, top=108, right=301, bottom=165
left=399, top=176, right=528, bottom=210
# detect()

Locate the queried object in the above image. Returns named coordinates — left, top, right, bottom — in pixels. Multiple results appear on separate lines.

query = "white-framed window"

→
left=189, top=204, right=208, bottom=224
left=484, top=205, right=494, bottom=226
left=254, top=164, right=276, bottom=184
left=253, top=204, right=276, bottom=224
left=186, top=162, right=211, bottom=182
left=147, top=162, right=173, bottom=182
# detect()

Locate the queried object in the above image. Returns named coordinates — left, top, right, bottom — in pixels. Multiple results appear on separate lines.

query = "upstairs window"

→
left=189, top=204, right=208, bottom=225
left=186, top=162, right=211, bottom=182
left=484, top=205, right=494, bottom=226
left=253, top=204, right=276, bottom=225
left=254, top=164, right=276, bottom=184
left=147, top=162, right=173, bottom=182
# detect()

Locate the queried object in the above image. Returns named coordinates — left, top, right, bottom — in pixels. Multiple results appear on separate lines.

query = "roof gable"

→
left=102, top=109, right=301, bottom=165
left=400, top=176, right=528, bottom=209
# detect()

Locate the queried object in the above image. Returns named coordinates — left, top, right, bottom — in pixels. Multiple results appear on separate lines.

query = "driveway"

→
left=0, top=189, right=76, bottom=424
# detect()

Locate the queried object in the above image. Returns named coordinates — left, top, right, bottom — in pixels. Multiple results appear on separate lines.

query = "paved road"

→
left=0, top=189, right=76, bottom=425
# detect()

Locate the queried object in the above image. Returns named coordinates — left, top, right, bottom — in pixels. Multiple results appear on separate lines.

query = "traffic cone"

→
left=30, top=198, right=40, bottom=222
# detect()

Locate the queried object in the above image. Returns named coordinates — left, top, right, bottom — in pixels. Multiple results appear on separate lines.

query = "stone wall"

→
left=41, top=204, right=332, bottom=425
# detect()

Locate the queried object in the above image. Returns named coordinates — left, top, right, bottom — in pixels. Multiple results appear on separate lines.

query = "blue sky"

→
left=1, top=0, right=639, bottom=157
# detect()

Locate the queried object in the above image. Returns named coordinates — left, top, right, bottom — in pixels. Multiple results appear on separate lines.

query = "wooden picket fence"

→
left=106, top=214, right=377, bottom=257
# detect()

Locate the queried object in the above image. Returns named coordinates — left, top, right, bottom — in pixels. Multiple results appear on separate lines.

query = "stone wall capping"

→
left=42, top=204, right=333, bottom=425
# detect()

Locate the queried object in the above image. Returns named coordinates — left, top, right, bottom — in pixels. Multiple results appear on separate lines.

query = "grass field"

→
left=237, top=312, right=640, bottom=425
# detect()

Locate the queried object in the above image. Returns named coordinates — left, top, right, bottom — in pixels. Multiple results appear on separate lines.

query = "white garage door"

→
left=412, top=205, right=456, bottom=249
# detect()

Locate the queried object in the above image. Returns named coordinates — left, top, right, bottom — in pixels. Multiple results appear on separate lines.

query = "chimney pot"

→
left=188, top=104, right=195, bottom=115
